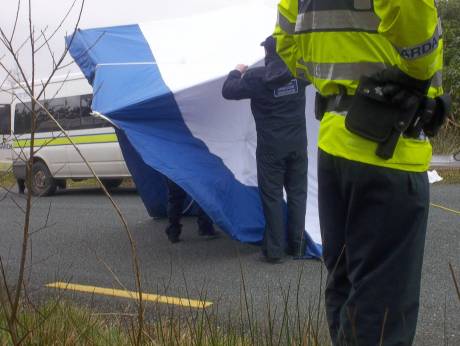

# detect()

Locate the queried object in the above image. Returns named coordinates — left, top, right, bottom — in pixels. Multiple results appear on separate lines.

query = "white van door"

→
left=0, top=104, right=12, bottom=170
left=42, top=98, right=71, bottom=177
left=65, top=95, right=129, bottom=178
left=12, top=100, right=72, bottom=178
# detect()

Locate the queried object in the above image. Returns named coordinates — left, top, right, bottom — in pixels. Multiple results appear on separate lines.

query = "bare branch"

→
left=0, top=271, right=16, bottom=342
left=0, top=62, right=26, bottom=93
left=9, top=0, right=22, bottom=42
left=29, top=201, right=53, bottom=237
left=35, top=0, right=79, bottom=52
left=31, top=94, right=145, bottom=345
left=18, top=286, right=66, bottom=344
left=449, top=263, right=460, bottom=302
left=12, top=132, right=31, bottom=172
left=33, top=25, right=48, bottom=45
left=0, top=72, right=9, bottom=90
left=32, top=133, right=64, bottom=156
left=0, top=1, right=98, bottom=343
left=0, top=26, right=12, bottom=47
left=9, top=195, right=26, bottom=214
left=88, top=244, right=130, bottom=293
left=7, top=5, right=37, bottom=338
left=0, top=167, right=15, bottom=202
left=46, top=71, right=70, bottom=101
left=0, top=256, right=14, bottom=310
left=447, top=117, right=460, bottom=128
left=24, top=251, right=57, bottom=272
left=1, top=1, right=144, bottom=342
left=55, top=58, right=75, bottom=71
left=14, top=33, right=32, bottom=57
left=35, top=0, right=85, bottom=101
left=10, top=25, right=48, bottom=58
left=0, top=40, right=32, bottom=96
left=39, top=30, right=57, bottom=69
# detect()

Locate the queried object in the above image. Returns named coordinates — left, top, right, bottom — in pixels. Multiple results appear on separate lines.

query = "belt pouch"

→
left=345, top=76, right=417, bottom=159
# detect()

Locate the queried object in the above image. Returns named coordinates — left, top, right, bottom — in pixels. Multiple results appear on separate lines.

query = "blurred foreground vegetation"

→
left=434, top=0, right=460, bottom=154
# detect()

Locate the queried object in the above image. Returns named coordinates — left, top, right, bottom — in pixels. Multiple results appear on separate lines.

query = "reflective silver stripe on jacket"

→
left=393, top=23, right=442, bottom=60
left=295, top=10, right=380, bottom=33
left=277, top=11, right=295, bottom=34
left=297, top=60, right=443, bottom=88
left=431, top=70, right=442, bottom=88
left=297, top=60, right=387, bottom=81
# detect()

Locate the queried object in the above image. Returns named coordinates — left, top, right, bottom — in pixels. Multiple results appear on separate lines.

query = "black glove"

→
left=423, top=93, right=451, bottom=137
left=370, top=67, right=432, bottom=110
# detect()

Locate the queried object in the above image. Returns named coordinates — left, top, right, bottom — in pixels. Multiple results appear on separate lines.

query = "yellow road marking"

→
left=430, top=203, right=460, bottom=215
left=46, top=282, right=213, bottom=309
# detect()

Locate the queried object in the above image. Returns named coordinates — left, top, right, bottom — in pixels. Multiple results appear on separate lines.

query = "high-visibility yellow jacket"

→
left=274, top=0, right=444, bottom=172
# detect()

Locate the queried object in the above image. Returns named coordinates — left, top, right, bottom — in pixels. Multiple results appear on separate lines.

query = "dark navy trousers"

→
left=318, top=150, right=429, bottom=346
left=257, top=148, right=308, bottom=259
left=165, top=178, right=213, bottom=235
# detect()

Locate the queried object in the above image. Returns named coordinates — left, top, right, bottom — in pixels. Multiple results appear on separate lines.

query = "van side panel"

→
left=10, top=74, right=131, bottom=181
left=0, top=103, right=12, bottom=171
left=65, top=127, right=130, bottom=178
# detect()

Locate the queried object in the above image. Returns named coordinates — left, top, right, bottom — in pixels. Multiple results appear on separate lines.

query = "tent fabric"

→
left=66, top=3, right=322, bottom=258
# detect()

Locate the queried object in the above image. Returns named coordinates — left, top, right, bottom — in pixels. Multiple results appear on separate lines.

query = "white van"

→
left=0, top=90, right=13, bottom=171
left=9, top=73, right=131, bottom=196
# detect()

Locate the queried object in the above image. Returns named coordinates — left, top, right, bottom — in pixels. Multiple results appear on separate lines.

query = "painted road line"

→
left=46, top=282, right=213, bottom=309
left=431, top=203, right=460, bottom=215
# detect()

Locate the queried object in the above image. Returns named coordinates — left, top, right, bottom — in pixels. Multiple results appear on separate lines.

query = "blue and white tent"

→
left=67, top=3, right=322, bottom=258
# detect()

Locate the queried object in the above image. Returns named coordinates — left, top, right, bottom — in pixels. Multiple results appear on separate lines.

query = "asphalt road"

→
left=0, top=184, right=459, bottom=345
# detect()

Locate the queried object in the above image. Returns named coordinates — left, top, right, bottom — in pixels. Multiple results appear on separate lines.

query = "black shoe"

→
left=259, top=254, right=284, bottom=264
left=165, top=223, right=182, bottom=244
left=167, top=234, right=181, bottom=243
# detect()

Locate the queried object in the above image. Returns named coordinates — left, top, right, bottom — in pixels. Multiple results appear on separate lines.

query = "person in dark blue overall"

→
left=222, top=36, right=309, bottom=263
left=164, top=177, right=218, bottom=243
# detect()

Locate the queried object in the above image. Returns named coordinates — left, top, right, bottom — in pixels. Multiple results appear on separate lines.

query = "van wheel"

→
left=31, top=161, right=56, bottom=196
left=101, top=178, right=123, bottom=190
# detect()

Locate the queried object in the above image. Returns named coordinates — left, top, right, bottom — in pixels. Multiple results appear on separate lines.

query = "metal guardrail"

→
left=430, top=153, right=460, bottom=168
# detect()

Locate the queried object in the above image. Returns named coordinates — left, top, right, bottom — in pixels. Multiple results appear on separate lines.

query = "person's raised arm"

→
left=221, top=64, right=254, bottom=100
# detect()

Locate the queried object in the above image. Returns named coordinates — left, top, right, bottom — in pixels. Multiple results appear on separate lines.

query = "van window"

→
left=37, top=100, right=59, bottom=132
left=80, top=94, right=108, bottom=129
left=14, top=102, right=32, bottom=134
left=0, top=104, right=10, bottom=135
left=60, top=96, right=81, bottom=130
left=14, top=94, right=109, bottom=134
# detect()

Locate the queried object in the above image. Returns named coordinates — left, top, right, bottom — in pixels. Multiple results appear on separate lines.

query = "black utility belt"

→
left=315, top=86, right=421, bottom=160
left=315, top=78, right=451, bottom=160
left=315, top=93, right=353, bottom=119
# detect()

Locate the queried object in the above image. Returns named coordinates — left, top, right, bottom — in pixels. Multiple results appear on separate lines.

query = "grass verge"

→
left=0, top=295, right=329, bottom=345
left=431, top=126, right=460, bottom=155
left=0, top=170, right=15, bottom=189
left=0, top=301, right=128, bottom=345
